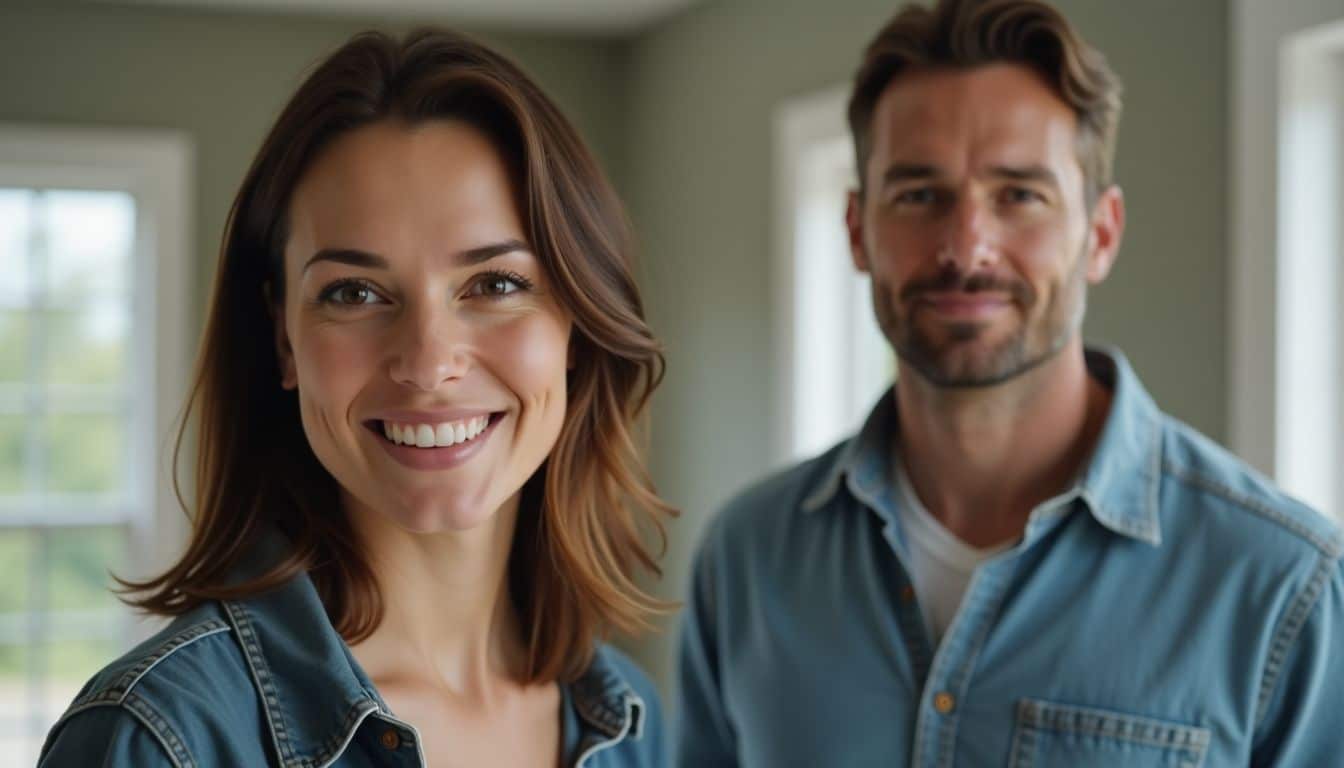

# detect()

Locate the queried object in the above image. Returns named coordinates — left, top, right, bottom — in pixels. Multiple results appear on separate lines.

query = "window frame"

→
left=1231, top=2, right=1344, bottom=520
left=0, top=124, right=194, bottom=757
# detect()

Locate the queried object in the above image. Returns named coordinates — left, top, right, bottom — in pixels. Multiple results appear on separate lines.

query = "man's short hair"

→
left=848, top=0, right=1123, bottom=207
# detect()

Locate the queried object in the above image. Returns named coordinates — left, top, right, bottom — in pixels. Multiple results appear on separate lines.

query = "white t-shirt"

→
left=893, top=460, right=1016, bottom=645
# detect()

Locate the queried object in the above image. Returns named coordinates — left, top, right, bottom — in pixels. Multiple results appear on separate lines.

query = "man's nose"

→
left=936, top=196, right=1000, bottom=272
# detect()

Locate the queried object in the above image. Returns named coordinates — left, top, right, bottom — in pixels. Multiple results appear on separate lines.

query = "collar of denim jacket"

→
left=801, top=345, right=1163, bottom=547
left=218, top=528, right=644, bottom=765
left=569, top=646, right=647, bottom=742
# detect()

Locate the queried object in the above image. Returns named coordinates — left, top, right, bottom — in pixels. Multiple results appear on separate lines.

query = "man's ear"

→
left=265, top=281, right=298, bottom=391
left=847, top=189, right=871, bottom=273
left=1085, top=185, right=1125, bottom=284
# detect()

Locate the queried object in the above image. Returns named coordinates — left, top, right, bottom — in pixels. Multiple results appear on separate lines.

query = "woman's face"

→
left=275, top=119, right=572, bottom=533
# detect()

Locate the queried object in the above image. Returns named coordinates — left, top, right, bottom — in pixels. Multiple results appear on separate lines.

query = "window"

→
left=0, top=126, right=192, bottom=764
left=1232, top=0, right=1344, bottom=522
left=773, top=86, right=893, bottom=466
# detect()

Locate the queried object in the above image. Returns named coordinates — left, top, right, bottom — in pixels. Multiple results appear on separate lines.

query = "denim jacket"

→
left=677, top=347, right=1344, bottom=767
left=39, top=533, right=665, bottom=767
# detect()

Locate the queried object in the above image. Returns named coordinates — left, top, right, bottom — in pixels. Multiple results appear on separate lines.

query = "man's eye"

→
left=1002, top=187, right=1043, bottom=204
left=895, top=188, right=938, bottom=205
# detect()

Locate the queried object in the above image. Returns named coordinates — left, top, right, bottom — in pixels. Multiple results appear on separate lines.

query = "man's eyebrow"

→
left=301, top=239, right=531, bottom=273
left=880, top=163, right=941, bottom=185
left=989, top=164, right=1060, bottom=187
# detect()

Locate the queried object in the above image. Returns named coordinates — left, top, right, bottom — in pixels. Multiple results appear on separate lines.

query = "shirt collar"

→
left=801, top=346, right=1164, bottom=547
left=219, top=529, right=645, bottom=765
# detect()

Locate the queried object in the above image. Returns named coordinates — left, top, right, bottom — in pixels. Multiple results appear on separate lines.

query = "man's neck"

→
left=894, top=342, right=1111, bottom=548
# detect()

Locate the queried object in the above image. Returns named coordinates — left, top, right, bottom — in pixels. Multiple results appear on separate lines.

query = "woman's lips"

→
left=366, top=412, right=504, bottom=471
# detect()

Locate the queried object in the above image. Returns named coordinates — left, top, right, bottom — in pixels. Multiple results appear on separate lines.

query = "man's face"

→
left=847, top=64, right=1123, bottom=388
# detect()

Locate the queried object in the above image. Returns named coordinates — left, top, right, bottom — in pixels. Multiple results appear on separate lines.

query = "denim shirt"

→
left=676, top=348, right=1344, bottom=767
left=39, top=533, right=665, bottom=767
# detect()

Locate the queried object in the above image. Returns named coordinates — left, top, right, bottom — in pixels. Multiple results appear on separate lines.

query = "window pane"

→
left=42, top=307, right=128, bottom=388
left=44, top=635, right=118, bottom=707
left=0, top=416, right=24, bottom=497
left=41, top=191, right=134, bottom=305
left=0, top=531, right=30, bottom=617
left=0, top=640, right=32, bottom=767
left=0, top=189, right=32, bottom=308
left=0, top=311, right=28, bottom=385
left=47, top=528, right=123, bottom=612
left=43, top=414, right=124, bottom=496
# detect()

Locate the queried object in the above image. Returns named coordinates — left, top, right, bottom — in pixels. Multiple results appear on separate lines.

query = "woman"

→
left=40, top=28, right=673, bottom=768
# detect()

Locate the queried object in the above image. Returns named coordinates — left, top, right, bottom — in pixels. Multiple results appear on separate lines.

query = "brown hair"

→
left=123, top=28, right=674, bottom=683
left=848, top=0, right=1123, bottom=205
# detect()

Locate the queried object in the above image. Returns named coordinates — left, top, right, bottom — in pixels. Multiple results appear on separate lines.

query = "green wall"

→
left=621, top=0, right=1228, bottom=689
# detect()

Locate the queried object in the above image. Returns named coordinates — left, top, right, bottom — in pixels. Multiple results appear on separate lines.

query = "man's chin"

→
left=899, top=341, right=1034, bottom=388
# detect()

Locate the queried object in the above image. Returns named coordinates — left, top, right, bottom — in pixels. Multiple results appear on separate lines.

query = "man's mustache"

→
left=899, top=266, right=1035, bottom=305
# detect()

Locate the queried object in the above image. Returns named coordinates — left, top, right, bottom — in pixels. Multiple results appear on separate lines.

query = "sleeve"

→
left=674, top=525, right=740, bottom=768
left=1250, top=554, right=1344, bottom=766
left=38, top=705, right=180, bottom=768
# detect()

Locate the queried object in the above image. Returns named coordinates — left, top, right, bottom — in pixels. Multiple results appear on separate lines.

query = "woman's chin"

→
left=381, top=489, right=509, bottom=534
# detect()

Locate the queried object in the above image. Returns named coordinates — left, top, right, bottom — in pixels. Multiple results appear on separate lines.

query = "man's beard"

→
left=874, top=250, right=1088, bottom=388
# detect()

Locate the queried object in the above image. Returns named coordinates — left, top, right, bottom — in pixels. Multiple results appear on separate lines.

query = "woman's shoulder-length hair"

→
left=122, top=28, right=675, bottom=684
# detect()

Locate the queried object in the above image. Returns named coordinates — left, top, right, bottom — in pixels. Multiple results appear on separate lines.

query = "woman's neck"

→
left=344, top=491, right=528, bottom=704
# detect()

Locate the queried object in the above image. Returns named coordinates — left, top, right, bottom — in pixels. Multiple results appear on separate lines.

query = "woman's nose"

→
left=386, top=305, right=471, bottom=391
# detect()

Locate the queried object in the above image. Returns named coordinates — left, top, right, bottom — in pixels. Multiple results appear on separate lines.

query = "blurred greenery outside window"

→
left=0, top=188, right=138, bottom=757
left=0, top=127, right=191, bottom=766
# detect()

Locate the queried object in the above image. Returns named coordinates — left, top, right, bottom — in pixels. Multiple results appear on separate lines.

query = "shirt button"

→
left=900, top=585, right=915, bottom=603
left=933, top=692, right=956, bottom=714
left=380, top=729, right=401, bottom=750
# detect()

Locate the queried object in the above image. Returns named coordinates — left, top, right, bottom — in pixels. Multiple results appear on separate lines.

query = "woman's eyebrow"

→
left=302, top=239, right=531, bottom=273
left=303, top=248, right=386, bottom=273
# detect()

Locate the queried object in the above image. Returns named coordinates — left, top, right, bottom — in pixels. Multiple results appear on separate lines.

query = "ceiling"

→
left=96, top=0, right=704, bottom=35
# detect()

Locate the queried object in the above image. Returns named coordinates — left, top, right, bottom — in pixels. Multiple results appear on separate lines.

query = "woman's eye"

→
left=319, top=281, right=382, bottom=306
left=481, top=276, right=518, bottom=296
left=469, top=271, right=532, bottom=299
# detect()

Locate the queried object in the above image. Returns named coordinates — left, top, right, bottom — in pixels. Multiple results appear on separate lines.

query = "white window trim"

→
left=773, top=85, right=857, bottom=467
left=0, top=124, right=195, bottom=633
left=1230, top=1, right=1344, bottom=519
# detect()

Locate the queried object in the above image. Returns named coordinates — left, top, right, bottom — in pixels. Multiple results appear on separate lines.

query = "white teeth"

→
left=384, top=416, right=491, bottom=449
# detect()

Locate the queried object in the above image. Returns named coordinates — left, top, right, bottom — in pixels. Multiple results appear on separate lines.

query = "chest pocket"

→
left=1008, top=699, right=1211, bottom=768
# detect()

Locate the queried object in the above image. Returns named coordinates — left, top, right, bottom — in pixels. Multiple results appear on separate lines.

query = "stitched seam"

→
left=574, top=694, right=636, bottom=767
left=122, top=693, right=195, bottom=768
left=1018, top=698, right=1210, bottom=750
left=1254, top=552, right=1333, bottom=728
left=309, top=699, right=382, bottom=768
left=73, top=620, right=230, bottom=707
left=571, top=687, right=623, bottom=738
left=1162, top=461, right=1344, bottom=557
left=223, top=600, right=295, bottom=764
left=1007, top=701, right=1036, bottom=768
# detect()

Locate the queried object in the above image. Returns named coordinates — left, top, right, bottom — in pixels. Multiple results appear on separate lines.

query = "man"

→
left=675, top=1, right=1344, bottom=765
